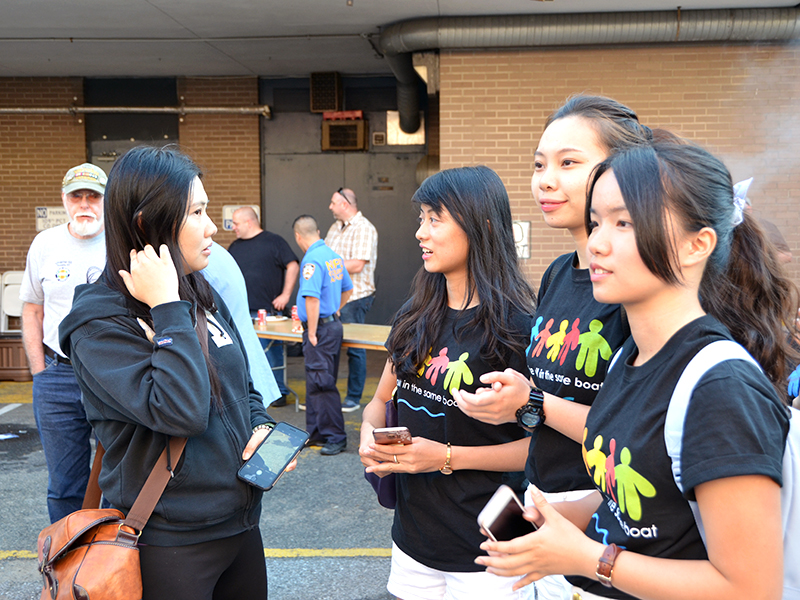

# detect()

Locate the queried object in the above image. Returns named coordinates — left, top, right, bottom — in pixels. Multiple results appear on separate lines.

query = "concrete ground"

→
left=0, top=349, right=395, bottom=600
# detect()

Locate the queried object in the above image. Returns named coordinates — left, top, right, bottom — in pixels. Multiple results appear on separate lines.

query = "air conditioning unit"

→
left=310, top=72, right=342, bottom=113
left=322, top=120, right=368, bottom=151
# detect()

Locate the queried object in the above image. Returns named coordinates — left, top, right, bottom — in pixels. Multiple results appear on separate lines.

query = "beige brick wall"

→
left=177, top=77, right=261, bottom=249
left=439, top=44, right=800, bottom=287
left=0, top=78, right=86, bottom=273
left=0, top=77, right=261, bottom=273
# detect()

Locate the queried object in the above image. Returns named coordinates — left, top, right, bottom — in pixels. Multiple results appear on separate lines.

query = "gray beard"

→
left=70, top=217, right=103, bottom=237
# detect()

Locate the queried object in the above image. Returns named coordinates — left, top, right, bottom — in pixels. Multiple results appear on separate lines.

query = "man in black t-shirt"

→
left=229, top=206, right=299, bottom=405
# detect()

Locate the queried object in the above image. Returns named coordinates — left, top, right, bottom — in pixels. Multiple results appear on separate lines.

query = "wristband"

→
left=596, top=543, right=624, bottom=588
left=252, top=423, right=274, bottom=434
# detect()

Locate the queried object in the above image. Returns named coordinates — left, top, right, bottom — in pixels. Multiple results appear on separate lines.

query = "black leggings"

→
left=139, top=527, right=267, bottom=600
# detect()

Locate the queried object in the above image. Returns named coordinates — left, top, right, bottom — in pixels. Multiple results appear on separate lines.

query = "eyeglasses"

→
left=336, top=187, right=352, bottom=205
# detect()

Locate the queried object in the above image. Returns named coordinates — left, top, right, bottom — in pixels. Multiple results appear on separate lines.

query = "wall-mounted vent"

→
left=310, top=72, right=342, bottom=113
left=322, top=120, right=367, bottom=151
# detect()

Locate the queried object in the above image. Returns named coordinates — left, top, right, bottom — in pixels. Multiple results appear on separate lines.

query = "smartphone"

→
left=477, top=484, right=537, bottom=542
left=373, top=426, right=412, bottom=445
left=237, top=421, right=309, bottom=491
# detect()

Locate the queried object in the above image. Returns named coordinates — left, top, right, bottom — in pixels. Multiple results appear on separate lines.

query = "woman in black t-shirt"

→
left=454, top=95, right=651, bottom=600
left=359, top=166, right=536, bottom=599
left=476, top=136, right=795, bottom=599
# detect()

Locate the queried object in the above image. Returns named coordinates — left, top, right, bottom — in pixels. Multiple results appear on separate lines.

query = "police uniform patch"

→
left=303, top=264, right=316, bottom=280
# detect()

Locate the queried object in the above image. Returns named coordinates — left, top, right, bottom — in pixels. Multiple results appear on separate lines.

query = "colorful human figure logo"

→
left=526, top=316, right=544, bottom=357
left=576, top=319, right=613, bottom=377
left=531, top=318, right=554, bottom=358
left=584, top=432, right=656, bottom=522
left=558, top=318, right=581, bottom=366
left=443, top=352, right=473, bottom=392
left=546, top=320, right=570, bottom=363
left=425, top=348, right=450, bottom=386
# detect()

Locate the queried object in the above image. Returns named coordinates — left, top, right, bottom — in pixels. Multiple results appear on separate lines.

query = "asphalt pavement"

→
left=0, top=352, right=395, bottom=600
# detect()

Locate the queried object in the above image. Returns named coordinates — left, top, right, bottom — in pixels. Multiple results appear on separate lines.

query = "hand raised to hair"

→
left=119, top=244, right=180, bottom=309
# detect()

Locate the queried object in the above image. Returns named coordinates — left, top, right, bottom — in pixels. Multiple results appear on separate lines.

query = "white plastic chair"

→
left=1, top=271, right=25, bottom=333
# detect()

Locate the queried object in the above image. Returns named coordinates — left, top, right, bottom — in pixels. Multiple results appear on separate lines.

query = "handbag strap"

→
left=80, top=436, right=187, bottom=533
left=81, top=443, right=106, bottom=510
left=124, top=436, right=187, bottom=532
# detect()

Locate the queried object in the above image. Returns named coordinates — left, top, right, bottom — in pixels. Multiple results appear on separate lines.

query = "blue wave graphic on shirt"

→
left=591, top=513, right=610, bottom=545
left=397, top=397, right=445, bottom=418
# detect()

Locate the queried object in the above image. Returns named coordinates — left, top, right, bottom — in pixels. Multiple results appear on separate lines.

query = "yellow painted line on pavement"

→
left=0, top=551, right=37, bottom=559
left=1, top=548, right=391, bottom=561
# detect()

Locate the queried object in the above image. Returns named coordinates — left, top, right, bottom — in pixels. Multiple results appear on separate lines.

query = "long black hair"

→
left=587, top=135, right=800, bottom=396
left=387, top=166, right=536, bottom=380
left=102, top=145, right=222, bottom=401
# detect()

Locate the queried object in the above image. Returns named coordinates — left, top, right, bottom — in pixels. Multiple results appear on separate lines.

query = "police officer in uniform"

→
left=292, top=215, right=353, bottom=455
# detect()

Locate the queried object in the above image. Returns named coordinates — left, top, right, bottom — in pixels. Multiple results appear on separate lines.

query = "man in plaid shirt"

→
left=325, top=187, right=378, bottom=412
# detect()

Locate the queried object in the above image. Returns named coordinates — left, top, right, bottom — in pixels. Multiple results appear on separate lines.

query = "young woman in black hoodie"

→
left=59, top=146, right=278, bottom=599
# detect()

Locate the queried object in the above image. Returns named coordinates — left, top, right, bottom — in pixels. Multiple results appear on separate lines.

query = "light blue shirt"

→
left=201, top=242, right=281, bottom=405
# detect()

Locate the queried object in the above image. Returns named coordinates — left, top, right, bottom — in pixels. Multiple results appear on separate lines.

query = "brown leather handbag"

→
left=37, top=437, right=186, bottom=600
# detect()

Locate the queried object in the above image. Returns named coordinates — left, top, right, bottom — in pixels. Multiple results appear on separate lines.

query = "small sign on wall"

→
left=513, top=220, right=530, bottom=259
left=222, top=205, right=260, bottom=232
left=35, top=207, right=69, bottom=231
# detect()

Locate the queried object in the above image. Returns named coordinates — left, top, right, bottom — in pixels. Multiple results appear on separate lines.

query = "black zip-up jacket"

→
left=59, top=281, right=273, bottom=546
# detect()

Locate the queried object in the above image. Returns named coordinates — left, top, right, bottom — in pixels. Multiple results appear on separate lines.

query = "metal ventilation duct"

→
left=379, top=7, right=800, bottom=132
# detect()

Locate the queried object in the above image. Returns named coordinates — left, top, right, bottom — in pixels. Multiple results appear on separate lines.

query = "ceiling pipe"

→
left=379, top=7, right=800, bottom=133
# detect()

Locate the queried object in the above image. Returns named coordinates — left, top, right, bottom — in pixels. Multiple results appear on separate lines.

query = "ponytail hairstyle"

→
left=387, top=166, right=536, bottom=380
left=546, top=94, right=652, bottom=154
left=587, top=134, right=800, bottom=396
left=102, top=145, right=223, bottom=404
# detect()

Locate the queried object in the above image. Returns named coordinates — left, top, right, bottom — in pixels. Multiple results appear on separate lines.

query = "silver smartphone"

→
left=477, top=484, right=537, bottom=542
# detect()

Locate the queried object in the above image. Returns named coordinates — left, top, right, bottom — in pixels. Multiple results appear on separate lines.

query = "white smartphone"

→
left=373, top=426, right=412, bottom=445
left=477, top=484, right=537, bottom=542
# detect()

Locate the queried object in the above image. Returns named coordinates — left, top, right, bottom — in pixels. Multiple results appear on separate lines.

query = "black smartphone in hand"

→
left=237, top=421, right=309, bottom=491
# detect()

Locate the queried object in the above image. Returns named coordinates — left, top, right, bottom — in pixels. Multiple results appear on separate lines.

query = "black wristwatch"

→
left=516, top=386, right=545, bottom=432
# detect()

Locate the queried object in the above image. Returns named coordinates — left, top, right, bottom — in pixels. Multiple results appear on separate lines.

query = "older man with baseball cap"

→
left=21, top=163, right=108, bottom=523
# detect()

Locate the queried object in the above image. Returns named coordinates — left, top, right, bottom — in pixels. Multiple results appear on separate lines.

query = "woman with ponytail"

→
left=476, top=135, right=795, bottom=599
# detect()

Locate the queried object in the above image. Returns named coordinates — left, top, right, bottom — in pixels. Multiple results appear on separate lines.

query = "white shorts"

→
left=387, top=542, right=534, bottom=600
left=524, top=486, right=596, bottom=600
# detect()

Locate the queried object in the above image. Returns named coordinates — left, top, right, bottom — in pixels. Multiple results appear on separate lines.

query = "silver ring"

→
left=393, top=454, right=399, bottom=464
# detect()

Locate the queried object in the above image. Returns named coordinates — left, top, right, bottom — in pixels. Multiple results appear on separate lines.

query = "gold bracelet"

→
left=439, top=442, right=453, bottom=475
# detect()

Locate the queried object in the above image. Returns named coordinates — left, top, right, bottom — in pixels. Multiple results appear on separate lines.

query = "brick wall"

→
left=177, top=77, right=261, bottom=249
left=0, top=78, right=86, bottom=273
left=439, top=43, right=800, bottom=286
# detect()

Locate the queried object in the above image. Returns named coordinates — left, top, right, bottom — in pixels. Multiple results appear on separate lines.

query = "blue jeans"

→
left=32, top=357, right=93, bottom=523
left=339, top=294, right=374, bottom=403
